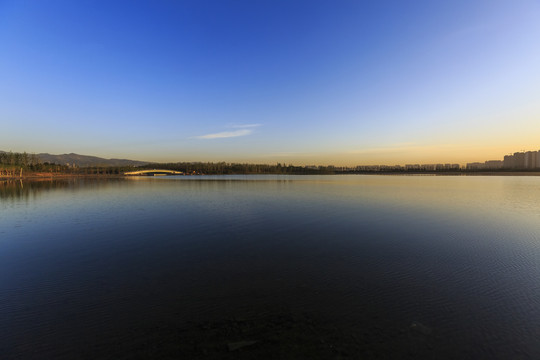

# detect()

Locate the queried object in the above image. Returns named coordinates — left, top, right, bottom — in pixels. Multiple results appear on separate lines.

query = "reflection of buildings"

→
left=469, top=150, right=540, bottom=170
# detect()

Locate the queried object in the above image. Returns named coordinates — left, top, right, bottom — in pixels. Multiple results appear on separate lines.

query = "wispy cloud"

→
left=195, top=124, right=262, bottom=140
left=196, top=129, right=252, bottom=139
left=229, top=123, right=262, bottom=129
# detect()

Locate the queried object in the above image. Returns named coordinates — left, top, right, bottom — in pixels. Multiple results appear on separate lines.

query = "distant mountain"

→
left=36, top=152, right=149, bottom=167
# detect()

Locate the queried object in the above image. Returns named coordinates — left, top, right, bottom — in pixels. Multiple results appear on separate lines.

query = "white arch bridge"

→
left=123, top=169, right=184, bottom=176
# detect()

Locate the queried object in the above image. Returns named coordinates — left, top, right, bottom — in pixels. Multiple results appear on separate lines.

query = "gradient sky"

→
left=1, top=0, right=539, bottom=165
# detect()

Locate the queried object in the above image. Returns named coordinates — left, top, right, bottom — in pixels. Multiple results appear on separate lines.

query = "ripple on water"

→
left=1, top=176, right=540, bottom=359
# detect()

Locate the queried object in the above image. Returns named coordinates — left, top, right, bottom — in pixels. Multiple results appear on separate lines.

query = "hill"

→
left=36, top=152, right=149, bottom=167
left=0, top=151, right=148, bottom=167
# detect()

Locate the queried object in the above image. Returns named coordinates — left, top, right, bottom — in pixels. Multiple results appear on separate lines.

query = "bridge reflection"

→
left=123, top=169, right=184, bottom=176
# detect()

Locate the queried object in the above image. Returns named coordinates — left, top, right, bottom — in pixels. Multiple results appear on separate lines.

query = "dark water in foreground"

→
left=1, top=175, right=540, bottom=359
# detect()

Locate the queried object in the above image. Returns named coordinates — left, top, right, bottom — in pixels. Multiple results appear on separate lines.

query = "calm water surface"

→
left=1, top=175, right=540, bottom=359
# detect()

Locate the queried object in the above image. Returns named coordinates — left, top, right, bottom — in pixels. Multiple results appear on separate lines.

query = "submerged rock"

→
left=227, top=340, right=258, bottom=351
left=410, top=321, right=432, bottom=335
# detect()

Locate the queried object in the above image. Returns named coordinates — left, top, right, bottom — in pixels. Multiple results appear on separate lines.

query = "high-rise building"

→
left=503, top=154, right=515, bottom=168
left=485, top=160, right=503, bottom=169
left=467, top=162, right=484, bottom=170
left=524, top=151, right=537, bottom=169
left=513, top=152, right=526, bottom=169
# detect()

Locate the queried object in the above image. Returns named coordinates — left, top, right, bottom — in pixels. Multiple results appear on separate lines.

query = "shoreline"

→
left=2, top=171, right=540, bottom=181
left=0, top=173, right=125, bottom=181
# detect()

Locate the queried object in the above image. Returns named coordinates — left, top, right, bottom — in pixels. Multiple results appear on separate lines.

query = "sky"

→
left=1, top=0, right=539, bottom=165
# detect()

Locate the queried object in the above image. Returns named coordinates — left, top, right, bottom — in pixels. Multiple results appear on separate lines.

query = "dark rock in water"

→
left=410, top=321, right=432, bottom=335
left=227, top=340, right=258, bottom=351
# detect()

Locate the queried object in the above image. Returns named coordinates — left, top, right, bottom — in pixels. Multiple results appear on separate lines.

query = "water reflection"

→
left=0, top=179, right=65, bottom=201
left=1, top=175, right=540, bottom=359
left=0, top=178, right=129, bottom=202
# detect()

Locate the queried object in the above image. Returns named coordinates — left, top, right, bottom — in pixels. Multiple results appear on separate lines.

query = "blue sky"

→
left=1, top=0, right=539, bottom=165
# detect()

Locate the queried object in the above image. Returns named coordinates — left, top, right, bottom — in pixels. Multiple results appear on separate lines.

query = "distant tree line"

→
left=6, top=151, right=539, bottom=178
left=79, top=166, right=131, bottom=175
left=0, top=151, right=71, bottom=176
left=0, top=151, right=40, bottom=167
left=52, top=162, right=337, bottom=175
left=136, top=162, right=337, bottom=175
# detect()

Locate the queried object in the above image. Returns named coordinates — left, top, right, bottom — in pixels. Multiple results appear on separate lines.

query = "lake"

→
left=1, top=175, right=540, bottom=359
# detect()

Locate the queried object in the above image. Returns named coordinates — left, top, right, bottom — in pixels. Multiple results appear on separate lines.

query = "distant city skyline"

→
left=3, top=146, right=538, bottom=171
left=1, top=1, right=540, bottom=165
